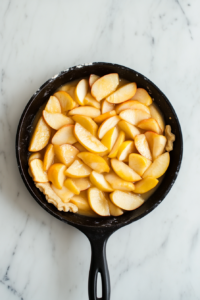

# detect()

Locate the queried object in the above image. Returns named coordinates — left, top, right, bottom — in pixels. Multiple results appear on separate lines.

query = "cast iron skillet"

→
left=16, top=62, right=183, bottom=300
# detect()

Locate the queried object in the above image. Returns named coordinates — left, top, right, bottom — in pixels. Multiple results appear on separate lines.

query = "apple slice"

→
left=64, top=178, right=80, bottom=195
left=65, top=159, right=91, bottom=178
left=28, top=152, right=42, bottom=164
left=105, top=171, right=135, bottom=192
left=108, top=131, right=125, bottom=158
left=84, top=93, right=100, bottom=109
left=143, top=152, right=170, bottom=179
left=94, top=110, right=116, bottom=123
left=68, top=106, right=100, bottom=118
left=129, top=153, right=152, bottom=176
left=54, top=144, right=79, bottom=166
left=145, top=131, right=167, bottom=160
left=72, top=115, right=98, bottom=136
left=51, top=184, right=74, bottom=203
left=111, top=158, right=141, bottom=182
left=29, top=159, right=48, bottom=182
left=89, top=74, right=100, bottom=87
left=149, top=103, right=165, bottom=132
left=54, top=91, right=75, bottom=112
left=47, top=163, right=66, bottom=189
left=118, top=120, right=143, bottom=139
left=101, top=100, right=115, bottom=114
left=98, top=116, right=120, bottom=139
left=137, top=118, right=162, bottom=134
left=74, top=123, right=108, bottom=154
left=135, top=134, right=152, bottom=160
left=88, top=187, right=110, bottom=216
left=110, top=190, right=144, bottom=211
left=131, top=88, right=152, bottom=106
left=74, top=79, right=88, bottom=105
left=72, top=178, right=91, bottom=191
left=134, top=177, right=159, bottom=194
left=78, top=152, right=110, bottom=173
left=43, top=111, right=74, bottom=130
left=91, top=73, right=119, bottom=101
left=90, top=171, right=113, bottom=192
left=117, top=141, right=136, bottom=161
left=70, top=192, right=95, bottom=215
left=45, top=96, right=61, bottom=113
left=116, top=100, right=150, bottom=114
left=101, top=127, right=119, bottom=152
left=106, top=82, right=137, bottom=104
left=73, top=142, right=87, bottom=152
left=107, top=198, right=123, bottom=216
left=51, top=125, right=77, bottom=145
left=29, top=117, right=51, bottom=152
left=43, top=144, right=54, bottom=171
left=119, top=109, right=151, bottom=125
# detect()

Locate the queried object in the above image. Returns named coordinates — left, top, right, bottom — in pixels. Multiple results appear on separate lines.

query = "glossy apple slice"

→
left=145, top=131, right=167, bottom=160
left=110, top=190, right=144, bottom=211
left=64, top=178, right=80, bottom=195
left=116, top=100, right=150, bottom=114
left=51, top=125, right=77, bottom=145
left=45, top=96, right=61, bottom=113
left=72, top=178, right=91, bottom=191
left=51, top=184, right=74, bottom=203
left=108, top=131, right=125, bottom=158
left=65, top=159, right=91, bottom=178
left=91, top=73, right=119, bottom=101
left=54, top=144, right=79, bottom=166
left=106, top=82, right=137, bottom=104
left=89, top=74, right=100, bottom=87
left=107, top=198, right=123, bottom=216
left=28, top=152, right=42, bottom=164
left=101, top=127, right=119, bottom=152
left=111, top=159, right=141, bottom=182
left=73, top=142, right=87, bottom=152
left=70, top=192, right=95, bottom=215
left=88, top=187, right=110, bottom=216
left=47, top=163, right=66, bottom=189
left=94, top=110, right=116, bottom=123
left=135, top=134, right=152, bottom=160
left=43, top=111, right=74, bottom=130
left=117, top=141, right=136, bottom=161
left=119, top=109, right=151, bottom=125
left=129, top=153, right=152, bottom=176
left=134, top=177, right=159, bottom=194
left=84, top=93, right=100, bottom=109
left=101, top=100, right=115, bottom=114
left=29, top=159, right=48, bottom=182
left=75, top=79, right=88, bottom=105
left=78, top=152, right=110, bottom=173
left=29, top=117, right=51, bottom=152
left=149, top=103, right=165, bottom=132
left=72, top=115, right=98, bottom=136
left=54, top=91, right=75, bottom=112
left=98, top=116, right=120, bottom=139
left=143, top=152, right=170, bottom=179
left=105, top=171, right=135, bottom=192
left=90, top=171, right=113, bottom=192
left=137, top=118, right=162, bottom=134
left=68, top=106, right=100, bottom=118
left=131, top=88, right=152, bottom=106
left=118, top=120, right=143, bottom=139
left=43, top=144, right=54, bottom=171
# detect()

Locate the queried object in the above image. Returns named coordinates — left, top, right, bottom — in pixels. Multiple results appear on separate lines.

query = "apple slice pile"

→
left=28, top=73, right=175, bottom=216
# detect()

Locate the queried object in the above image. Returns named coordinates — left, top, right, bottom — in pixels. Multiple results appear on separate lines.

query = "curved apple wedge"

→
left=65, top=159, right=91, bottom=178
left=107, top=198, right=123, bottom=216
left=43, top=144, right=54, bottom=171
left=28, top=152, right=42, bottom=164
left=94, top=110, right=116, bottom=123
left=29, top=117, right=51, bottom=152
left=29, top=159, right=48, bottom=182
left=45, top=96, right=61, bottom=113
left=78, top=152, right=110, bottom=173
left=64, top=178, right=80, bottom=195
left=131, top=88, right=152, bottom=106
left=72, top=115, right=98, bottom=136
left=98, top=116, right=120, bottom=139
left=108, top=131, right=125, bottom=158
left=117, top=140, right=136, bottom=161
left=84, top=93, right=100, bottom=109
left=72, top=178, right=91, bottom=191
left=129, top=153, right=152, bottom=176
left=54, top=91, right=75, bottom=112
left=54, top=144, right=79, bottom=166
left=149, top=103, right=165, bottom=132
left=88, top=187, right=110, bottom=216
left=145, top=131, right=167, bottom=160
left=106, top=82, right=137, bottom=104
left=134, top=177, right=159, bottom=194
left=116, top=100, right=150, bottom=114
left=68, top=106, right=100, bottom=118
left=119, top=109, right=151, bottom=126
left=135, top=134, right=152, bottom=161
left=105, top=172, right=135, bottom=192
left=43, top=111, right=74, bottom=130
left=91, top=73, right=119, bottom=101
left=111, top=158, right=141, bottom=182
left=110, top=190, right=144, bottom=211
left=47, top=163, right=66, bottom=189
left=90, top=171, right=113, bottom=192
left=89, top=74, right=100, bottom=87
left=52, top=125, right=77, bottom=145
left=70, top=193, right=95, bottom=216
left=101, top=127, right=119, bottom=152
left=118, top=120, right=143, bottom=139
left=142, top=152, right=170, bottom=179
left=75, top=79, right=88, bottom=105
left=101, top=100, right=115, bottom=114
left=137, top=118, right=162, bottom=134
left=51, top=184, right=74, bottom=203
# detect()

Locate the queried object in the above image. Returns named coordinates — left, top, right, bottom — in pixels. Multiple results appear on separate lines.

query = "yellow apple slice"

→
left=149, top=103, right=165, bottom=132
left=48, top=163, right=66, bottom=189
left=111, top=159, right=141, bottom=182
left=43, top=111, right=74, bottom=130
left=45, top=96, right=61, bottom=113
left=68, top=106, right=100, bottom=118
left=101, top=100, right=115, bottom=114
left=89, top=74, right=100, bottom=87
left=94, top=110, right=116, bottom=123
left=72, top=178, right=91, bottom=191
left=131, top=88, right=152, bottom=106
left=74, top=123, right=108, bottom=154
left=43, top=144, right=54, bottom=171
left=145, top=131, right=167, bottom=160
left=29, top=117, right=51, bottom=152
left=70, top=192, right=95, bottom=215
left=110, top=190, right=144, bottom=211
left=54, top=144, right=79, bottom=166
left=88, top=187, right=110, bottom=216
left=134, top=177, right=159, bottom=194
left=98, top=116, right=120, bottom=139
left=129, top=153, right=152, bottom=176
left=73, top=142, right=87, bottom=152
left=91, top=73, right=119, bottom=101
left=51, top=125, right=77, bottom=145
left=117, top=141, right=136, bottom=161
left=51, top=184, right=74, bottom=203
left=78, top=152, right=110, bottom=173
left=107, top=198, right=123, bottom=216
left=74, top=79, right=88, bottom=105
left=118, top=120, right=143, bottom=139
left=143, top=152, right=170, bottom=179
left=101, top=127, right=119, bottom=152
left=28, top=152, right=42, bottom=164
left=64, top=178, right=80, bottom=195
left=135, top=134, right=152, bottom=160
left=90, top=171, right=113, bottom=192
left=54, top=91, right=75, bottom=112
left=116, top=100, right=150, bottom=114
left=58, top=80, right=79, bottom=92
left=119, top=109, right=151, bottom=125
left=108, top=131, right=125, bottom=158
left=106, top=82, right=137, bottom=104
left=84, top=93, right=100, bottom=109
left=105, top=171, right=135, bottom=192
left=72, top=115, right=98, bottom=136
left=65, top=159, right=91, bottom=178
left=137, top=118, right=162, bottom=134
left=29, top=159, right=48, bottom=182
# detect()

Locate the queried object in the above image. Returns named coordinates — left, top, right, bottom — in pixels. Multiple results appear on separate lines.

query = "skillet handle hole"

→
left=97, top=272, right=102, bottom=299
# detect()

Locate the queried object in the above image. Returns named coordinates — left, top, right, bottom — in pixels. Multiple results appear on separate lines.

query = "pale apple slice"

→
left=98, top=116, right=120, bottom=139
left=111, top=159, right=141, bottom=182
left=134, top=177, right=159, bottom=194
left=70, top=192, right=95, bottom=215
left=91, top=73, right=119, bottom=101
left=73, top=142, right=87, bottom=152
left=105, top=171, right=135, bottom=192
left=145, top=131, right=167, bottom=160
left=72, top=115, right=98, bottom=136
left=116, top=100, right=150, bottom=114
left=51, top=125, right=77, bottom=145
left=108, top=131, right=125, bottom=158
left=54, top=144, right=79, bottom=166
left=51, top=184, right=74, bottom=203
left=90, top=171, right=113, bottom=192
left=137, top=118, right=162, bottom=134
left=131, top=88, right=152, bottom=106
left=58, top=80, right=79, bottom=92
left=78, top=152, right=110, bottom=173
left=84, top=93, right=100, bottom=109
left=43, top=144, right=54, bottom=171
left=101, top=100, right=115, bottom=114
left=143, top=152, right=170, bottom=179
left=54, top=91, right=75, bottom=112
left=29, top=159, right=48, bottom=182
left=47, top=163, right=66, bottom=189
left=89, top=74, right=100, bottom=87
left=94, top=110, right=116, bottom=123
left=149, top=103, right=165, bottom=132
left=74, top=123, right=108, bottom=154
left=117, top=141, right=136, bottom=161
left=68, top=106, right=100, bottom=118
left=28, top=152, right=42, bottom=164
left=135, top=134, right=152, bottom=160
left=43, top=111, right=74, bottom=130
left=107, top=198, right=123, bottom=216
left=101, top=127, right=119, bottom=152
left=65, top=159, right=91, bottom=178
left=119, top=109, right=151, bottom=125
left=29, top=117, right=51, bottom=151
left=64, top=178, right=80, bottom=195
left=45, top=96, right=61, bottom=113
left=129, top=153, right=152, bottom=176
left=106, top=82, right=137, bottom=104
left=72, top=178, right=91, bottom=191
left=88, top=187, right=110, bottom=216
left=118, top=120, right=143, bottom=139
left=110, top=190, right=144, bottom=211
left=75, top=79, right=88, bottom=105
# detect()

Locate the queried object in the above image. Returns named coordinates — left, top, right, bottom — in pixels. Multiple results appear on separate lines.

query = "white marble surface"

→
left=0, top=0, right=199, bottom=299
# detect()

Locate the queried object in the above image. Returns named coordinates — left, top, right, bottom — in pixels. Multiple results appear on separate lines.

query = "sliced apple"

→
left=149, top=103, right=165, bottom=132
left=106, top=82, right=137, bottom=104
left=73, top=142, right=87, bottom=152
left=43, top=144, right=54, bottom=171
left=143, top=152, right=170, bottom=179
left=43, top=111, right=74, bottom=130
left=119, top=109, right=151, bottom=125
left=72, top=115, right=98, bottom=136
left=64, top=178, right=80, bottom=195
left=98, top=116, right=120, bottom=139
left=111, top=158, right=141, bottom=182
left=28, top=152, right=42, bottom=164
left=68, top=106, right=100, bottom=118
left=145, top=131, right=167, bottom=160
left=134, top=177, right=159, bottom=194
left=117, top=141, right=136, bottom=161
left=29, top=117, right=51, bottom=152
left=110, top=190, right=144, bottom=211
left=29, top=159, right=48, bottom=182
left=88, top=187, right=110, bottom=216
left=101, top=100, right=115, bottom=114
left=131, top=88, right=152, bottom=106
left=51, top=125, right=77, bottom=145
left=107, top=198, right=123, bottom=216
left=101, top=127, right=119, bottom=152
left=94, top=110, right=116, bottom=123
left=47, top=163, right=66, bottom=189
left=70, top=192, right=95, bottom=215
left=108, top=131, right=125, bottom=158
left=65, top=159, right=91, bottom=178
left=54, top=144, right=79, bottom=166
left=78, top=152, right=110, bottom=173
left=89, top=74, right=100, bottom=87
left=129, top=153, right=152, bottom=176
left=116, top=100, right=150, bottom=114
left=51, top=184, right=74, bottom=203
left=135, top=134, right=152, bottom=160
left=137, top=118, right=162, bottom=134
left=105, top=171, right=135, bottom=192
left=74, top=79, right=88, bottom=105
left=74, top=123, right=108, bottom=154
left=72, top=178, right=91, bottom=191
left=45, top=96, right=61, bottom=113
left=84, top=93, right=100, bottom=109
left=118, top=120, right=143, bottom=139
left=54, top=91, right=75, bottom=112
left=91, top=73, right=119, bottom=101
left=90, top=171, right=113, bottom=192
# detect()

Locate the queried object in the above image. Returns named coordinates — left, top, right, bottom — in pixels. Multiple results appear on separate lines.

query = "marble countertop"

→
left=0, top=0, right=199, bottom=299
